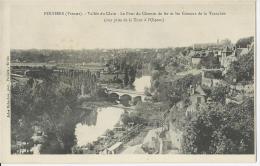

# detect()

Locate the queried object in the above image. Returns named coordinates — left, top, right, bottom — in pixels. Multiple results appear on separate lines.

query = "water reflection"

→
left=78, top=109, right=98, bottom=126
left=75, top=107, right=124, bottom=146
left=75, top=75, right=151, bottom=147
left=134, top=76, right=151, bottom=93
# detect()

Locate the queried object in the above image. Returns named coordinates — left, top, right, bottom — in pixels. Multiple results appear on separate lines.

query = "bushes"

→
left=225, top=51, right=254, bottom=84
left=182, top=98, right=254, bottom=154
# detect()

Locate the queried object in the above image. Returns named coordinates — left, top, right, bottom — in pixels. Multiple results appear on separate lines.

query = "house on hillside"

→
left=190, top=50, right=216, bottom=66
left=191, top=57, right=202, bottom=66
left=220, top=44, right=254, bottom=74
left=189, top=85, right=206, bottom=105
left=201, top=69, right=226, bottom=87
left=190, top=51, right=204, bottom=66
left=218, top=46, right=239, bottom=73
left=186, top=85, right=207, bottom=116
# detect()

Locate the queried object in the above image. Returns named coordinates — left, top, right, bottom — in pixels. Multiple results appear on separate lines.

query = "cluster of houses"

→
left=160, top=40, right=254, bottom=154
left=181, top=40, right=254, bottom=103
left=190, top=41, right=252, bottom=68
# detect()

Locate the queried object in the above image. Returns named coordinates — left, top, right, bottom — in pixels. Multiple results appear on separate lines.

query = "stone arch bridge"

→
left=103, top=87, right=147, bottom=106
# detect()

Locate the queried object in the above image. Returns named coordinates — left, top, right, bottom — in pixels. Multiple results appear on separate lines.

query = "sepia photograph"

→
left=10, top=38, right=255, bottom=155
left=0, top=0, right=257, bottom=164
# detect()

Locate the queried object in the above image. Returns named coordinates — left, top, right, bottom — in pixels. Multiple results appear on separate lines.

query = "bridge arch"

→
left=120, top=94, right=132, bottom=107
left=104, top=86, right=147, bottom=105
left=109, top=93, right=120, bottom=102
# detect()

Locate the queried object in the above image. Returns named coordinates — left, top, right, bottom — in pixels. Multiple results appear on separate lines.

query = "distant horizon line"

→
left=11, top=47, right=187, bottom=50
left=10, top=35, right=254, bottom=50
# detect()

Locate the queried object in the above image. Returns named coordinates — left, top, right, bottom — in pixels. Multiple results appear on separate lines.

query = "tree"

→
left=151, top=70, right=160, bottom=81
left=121, top=111, right=145, bottom=126
left=35, top=79, right=78, bottom=154
left=150, top=70, right=160, bottom=93
left=165, top=74, right=201, bottom=105
left=96, top=88, right=108, bottom=99
left=200, top=55, right=220, bottom=69
left=144, top=87, right=152, bottom=96
left=235, top=36, right=254, bottom=48
left=150, top=59, right=162, bottom=70
left=12, top=70, right=80, bottom=154
left=128, top=66, right=136, bottom=86
left=124, top=67, right=129, bottom=86
left=211, top=85, right=229, bottom=105
left=225, top=51, right=254, bottom=84
left=11, top=83, right=35, bottom=153
left=182, top=98, right=254, bottom=154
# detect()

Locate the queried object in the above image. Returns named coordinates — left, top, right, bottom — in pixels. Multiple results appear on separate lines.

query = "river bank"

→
left=69, top=75, right=152, bottom=154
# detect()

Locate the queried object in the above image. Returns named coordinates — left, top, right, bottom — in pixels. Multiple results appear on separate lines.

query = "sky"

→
left=9, top=0, right=255, bottom=49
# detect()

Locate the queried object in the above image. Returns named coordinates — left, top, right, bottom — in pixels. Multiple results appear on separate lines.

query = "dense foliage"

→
left=11, top=68, right=101, bottom=154
left=225, top=49, right=254, bottom=84
left=200, top=55, right=221, bottom=69
left=151, top=71, right=201, bottom=106
left=11, top=76, right=79, bottom=153
left=182, top=98, right=254, bottom=154
left=235, top=36, right=254, bottom=48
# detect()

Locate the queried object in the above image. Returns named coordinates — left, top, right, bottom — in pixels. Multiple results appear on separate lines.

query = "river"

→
left=74, top=75, right=151, bottom=147
left=133, top=75, right=151, bottom=93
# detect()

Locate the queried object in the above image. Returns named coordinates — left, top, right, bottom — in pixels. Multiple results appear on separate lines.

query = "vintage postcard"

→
left=0, top=0, right=257, bottom=164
